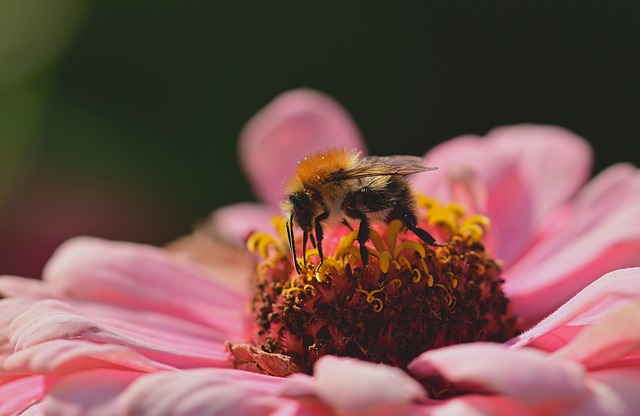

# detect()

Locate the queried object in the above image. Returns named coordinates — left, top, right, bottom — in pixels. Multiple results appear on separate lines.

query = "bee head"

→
left=285, top=191, right=315, bottom=231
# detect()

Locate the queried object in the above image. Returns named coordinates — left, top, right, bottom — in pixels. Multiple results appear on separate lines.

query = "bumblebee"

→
left=281, top=147, right=441, bottom=274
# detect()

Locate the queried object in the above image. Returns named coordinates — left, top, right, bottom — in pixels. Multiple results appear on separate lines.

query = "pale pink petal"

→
left=3, top=295, right=239, bottom=363
left=208, top=202, right=280, bottom=247
left=281, top=371, right=433, bottom=416
left=19, top=402, right=45, bottom=416
left=508, top=268, right=640, bottom=351
left=0, top=276, right=63, bottom=300
left=414, top=124, right=592, bottom=266
left=308, top=355, right=425, bottom=412
left=553, top=302, right=640, bottom=369
left=431, top=395, right=540, bottom=416
left=165, top=226, right=258, bottom=293
left=568, top=368, right=640, bottom=416
left=43, top=237, right=248, bottom=331
left=3, top=300, right=231, bottom=372
left=239, top=88, right=366, bottom=206
left=118, top=369, right=289, bottom=416
left=0, top=298, right=35, bottom=360
left=408, top=343, right=585, bottom=405
left=413, top=134, right=489, bottom=203
left=487, top=124, right=593, bottom=224
left=44, top=369, right=140, bottom=416
left=506, top=165, right=640, bottom=323
left=72, top=299, right=239, bottom=347
left=69, top=300, right=240, bottom=355
left=0, top=376, right=48, bottom=416
left=3, top=340, right=168, bottom=374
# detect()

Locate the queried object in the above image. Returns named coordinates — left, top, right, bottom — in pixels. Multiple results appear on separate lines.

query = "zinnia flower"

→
left=2, top=89, right=640, bottom=415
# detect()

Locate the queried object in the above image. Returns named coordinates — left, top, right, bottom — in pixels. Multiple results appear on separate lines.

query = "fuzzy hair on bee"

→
left=281, top=147, right=442, bottom=274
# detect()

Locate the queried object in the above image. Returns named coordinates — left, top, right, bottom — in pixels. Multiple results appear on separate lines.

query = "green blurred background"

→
left=1, top=1, right=639, bottom=277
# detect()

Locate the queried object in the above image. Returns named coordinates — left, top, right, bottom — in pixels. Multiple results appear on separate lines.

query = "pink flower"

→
left=2, top=89, right=640, bottom=415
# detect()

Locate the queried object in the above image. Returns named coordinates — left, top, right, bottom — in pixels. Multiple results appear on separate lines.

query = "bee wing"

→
left=331, top=155, right=437, bottom=180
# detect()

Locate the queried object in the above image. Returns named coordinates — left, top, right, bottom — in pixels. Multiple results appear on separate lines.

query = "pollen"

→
left=242, top=194, right=522, bottom=384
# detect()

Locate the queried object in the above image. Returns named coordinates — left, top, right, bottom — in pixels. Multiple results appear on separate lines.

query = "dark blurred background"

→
left=1, top=1, right=639, bottom=277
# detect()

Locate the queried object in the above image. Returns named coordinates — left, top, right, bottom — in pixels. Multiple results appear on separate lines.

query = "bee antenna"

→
left=286, top=215, right=301, bottom=274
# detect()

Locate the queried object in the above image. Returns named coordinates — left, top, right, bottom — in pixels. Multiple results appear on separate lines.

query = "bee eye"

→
left=289, top=192, right=306, bottom=207
left=289, top=192, right=313, bottom=227
left=289, top=192, right=311, bottom=211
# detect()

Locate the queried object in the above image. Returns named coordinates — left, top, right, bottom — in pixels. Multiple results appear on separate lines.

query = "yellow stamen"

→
left=389, top=278, right=402, bottom=288
left=356, top=286, right=384, bottom=312
left=419, top=258, right=430, bottom=277
left=257, top=259, right=275, bottom=273
left=385, top=219, right=404, bottom=250
left=303, top=284, right=317, bottom=296
left=394, top=241, right=426, bottom=259
left=248, top=194, right=492, bottom=316
left=304, top=248, right=320, bottom=262
left=411, top=268, right=422, bottom=283
left=368, top=228, right=386, bottom=252
left=315, top=257, right=341, bottom=282
left=426, top=274, right=434, bottom=287
left=282, top=277, right=303, bottom=296
left=334, top=230, right=359, bottom=258
left=246, top=232, right=280, bottom=258
left=427, top=212, right=458, bottom=232
left=415, top=195, right=438, bottom=208
left=378, top=251, right=392, bottom=274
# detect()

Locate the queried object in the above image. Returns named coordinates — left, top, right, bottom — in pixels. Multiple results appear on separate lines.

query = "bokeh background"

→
left=1, top=1, right=639, bottom=277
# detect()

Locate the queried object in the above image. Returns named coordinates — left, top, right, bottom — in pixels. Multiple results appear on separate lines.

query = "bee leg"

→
left=412, top=226, right=448, bottom=247
left=398, top=208, right=447, bottom=247
left=286, top=216, right=301, bottom=274
left=341, top=218, right=354, bottom=231
left=313, top=212, right=329, bottom=268
left=302, top=229, right=309, bottom=268
left=355, top=213, right=371, bottom=267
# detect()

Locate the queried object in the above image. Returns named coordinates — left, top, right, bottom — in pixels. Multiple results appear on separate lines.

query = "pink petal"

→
left=280, top=371, right=431, bottom=415
left=0, top=376, right=48, bottom=416
left=0, top=298, right=35, bottom=360
left=508, top=268, right=640, bottom=351
left=118, top=369, right=288, bottom=416
left=553, top=302, right=640, bottom=369
left=570, top=368, right=640, bottom=416
left=208, top=202, right=280, bottom=247
left=18, top=402, right=45, bottom=416
left=3, top=299, right=231, bottom=373
left=43, top=237, right=248, bottom=332
left=239, top=88, right=366, bottom=206
left=408, top=343, right=585, bottom=405
left=307, top=355, right=425, bottom=412
left=20, top=294, right=234, bottom=348
left=506, top=164, right=640, bottom=323
left=414, top=124, right=592, bottom=266
left=430, top=395, right=540, bottom=416
left=486, top=125, right=592, bottom=225
left=72, top=299, right=239, bottom=348
left=3, top=339, right=166, bottom=374
left=165, top=225, right=258, bottom=293
left=44, top=369, right=141, bottom=416
left=0, top=276, right=63, bottom=300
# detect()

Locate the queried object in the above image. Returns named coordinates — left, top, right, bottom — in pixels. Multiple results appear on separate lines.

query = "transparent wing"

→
left=330, top=155, right=436, bottom=180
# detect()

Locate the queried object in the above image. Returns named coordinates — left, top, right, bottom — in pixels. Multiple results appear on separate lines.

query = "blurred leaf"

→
left=0, top=81, right=45, bottom=205
left=0, top=0, right=89, bottom=88
left=0, top=0, right=89, bottom=205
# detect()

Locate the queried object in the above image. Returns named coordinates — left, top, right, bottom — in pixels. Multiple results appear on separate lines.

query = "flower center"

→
left=239, top=195, right=522, bottom=377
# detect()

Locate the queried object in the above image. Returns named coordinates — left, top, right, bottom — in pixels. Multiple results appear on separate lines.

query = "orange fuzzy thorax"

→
left=286, top=148, right=360, bottom=192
